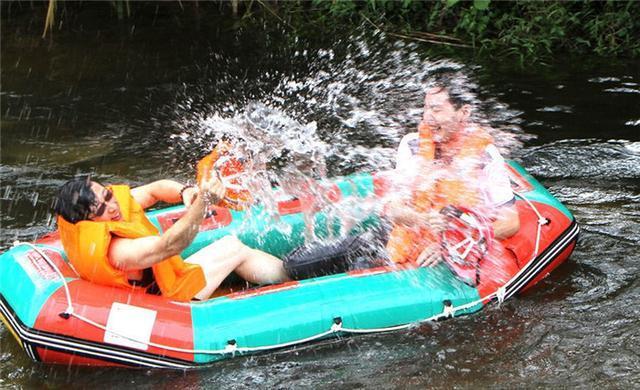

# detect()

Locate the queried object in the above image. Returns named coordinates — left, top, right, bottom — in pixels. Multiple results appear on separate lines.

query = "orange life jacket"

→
left=386, top=122, right=492, bottom=264
left=57, top=185, right=206, bottom=301
left=196, top=142, right=251, bottom=210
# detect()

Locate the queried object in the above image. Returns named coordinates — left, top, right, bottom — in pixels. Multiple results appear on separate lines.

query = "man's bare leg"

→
left=186, top=235, right=289, bottom=300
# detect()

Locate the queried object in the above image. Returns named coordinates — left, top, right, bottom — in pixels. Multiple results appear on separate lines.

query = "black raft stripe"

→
left=504, top=221, right=579, bottom=299
left=0, top=298, right=194, bottom=368
left=0, top=296, right=196, bottom=369
left=0, top=298, right=160, bottom=368
left=503, top=220, right=580, bottom=299
left=0, top=298, right=39, bottom=362
left=26, top=343, right=40, bottom=362
left=508, top=221, right=580, bottom=297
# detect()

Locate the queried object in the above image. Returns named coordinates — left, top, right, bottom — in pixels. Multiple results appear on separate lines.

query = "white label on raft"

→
left=104, top=302, right=157, bottom=351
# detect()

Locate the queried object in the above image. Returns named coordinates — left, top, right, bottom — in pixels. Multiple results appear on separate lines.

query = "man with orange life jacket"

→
left=384, top=84, right=520, bottom=269
left=53, top=175, right=289, bottom=301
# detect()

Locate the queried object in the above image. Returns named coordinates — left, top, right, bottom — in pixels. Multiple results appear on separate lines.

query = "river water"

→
left=1, top=7, right=639, bottom=388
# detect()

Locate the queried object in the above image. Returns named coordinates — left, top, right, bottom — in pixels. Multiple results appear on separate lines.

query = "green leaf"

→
left=473, top=0, right=490, bottom=11
left=446, top=0, right=460, bottom=7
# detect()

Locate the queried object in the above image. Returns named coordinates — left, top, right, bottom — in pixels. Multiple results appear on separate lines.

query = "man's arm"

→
left=480, top=144, right=520, bottom=240
left=108, top=179, right=225, bottom=271
left=131, top=180, right=198, bottom=209
left=492, top=203, right=520, bottom=240
left=384, top=199, right=445, bottom=230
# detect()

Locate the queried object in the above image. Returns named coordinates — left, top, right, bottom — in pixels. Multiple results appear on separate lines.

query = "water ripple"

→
left=520, top=140, right=640, bottom=180
left=604, top=87, right=640, bottom=94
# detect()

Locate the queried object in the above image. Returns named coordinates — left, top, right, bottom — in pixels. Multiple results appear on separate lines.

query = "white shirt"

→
left=395, top=132, right=514, bottom=208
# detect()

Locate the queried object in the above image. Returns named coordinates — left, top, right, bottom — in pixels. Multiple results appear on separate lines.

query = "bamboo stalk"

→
left=360, top=13, right=471, bottom=48
left=412, top=30, right=464, bottom=43
left=257, top=0, right=290, bottom=28
left=42, top=0, right=56, bottom=38
left=242, top=0, right=256, bottom=19
left=387, top=31, right=471, bottom=48
left=232, top=0, right=239, bottom=16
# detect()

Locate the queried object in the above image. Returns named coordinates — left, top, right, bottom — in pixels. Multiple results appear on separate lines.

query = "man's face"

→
left=422, top=88, right=468, bottom=142
left=89, top=182, right=122, bottom=222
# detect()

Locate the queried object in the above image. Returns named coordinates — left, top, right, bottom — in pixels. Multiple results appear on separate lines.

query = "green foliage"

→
left=472, top=0, right=490, bottom=11
left=32, top=0, right=640, bottom=63
left=305, top=0, right=639, bottom=63
left=311, top=0, right=357, bottom=18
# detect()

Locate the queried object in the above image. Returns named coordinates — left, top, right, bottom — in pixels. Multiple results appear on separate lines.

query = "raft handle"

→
left=441, top=300, right=455, bottom=319
left=224, top=339, right=238, bottom=354
left=332, top=317, right=343, bottom=332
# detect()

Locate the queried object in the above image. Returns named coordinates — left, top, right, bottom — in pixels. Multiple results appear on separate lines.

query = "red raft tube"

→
left=0, top=161, right=578, bottom=368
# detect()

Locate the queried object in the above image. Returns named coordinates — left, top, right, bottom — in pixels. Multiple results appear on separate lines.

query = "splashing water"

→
left=164, top=33, right=531, bottom=287
left=171, top=106, right=520, bottom=294
left=175, top=102, right=372, bottom=244
left=168, top=31, right=528, bottom=171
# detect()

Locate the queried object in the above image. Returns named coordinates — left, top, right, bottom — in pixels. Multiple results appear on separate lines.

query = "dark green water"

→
left=1, top=7, right=639, bottom=388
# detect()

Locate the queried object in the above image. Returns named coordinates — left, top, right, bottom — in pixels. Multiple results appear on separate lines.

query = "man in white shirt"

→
left=386, top=84, right=520, bottom=266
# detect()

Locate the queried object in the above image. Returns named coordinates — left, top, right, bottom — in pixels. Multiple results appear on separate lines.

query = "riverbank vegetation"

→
left=307, top=0, right=640, bottom=63
left=5, top=0, right=640, bottom=65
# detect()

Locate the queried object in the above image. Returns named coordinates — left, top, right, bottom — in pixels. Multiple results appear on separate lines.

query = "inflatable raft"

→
left=0, top=162, right=579, bottom=368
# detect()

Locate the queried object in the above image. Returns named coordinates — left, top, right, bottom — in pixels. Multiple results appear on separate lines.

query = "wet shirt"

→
left=395, top=132, right=515, bottom=208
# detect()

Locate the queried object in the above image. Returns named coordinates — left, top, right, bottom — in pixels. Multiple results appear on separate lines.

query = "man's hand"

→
left=182, top=186, right=199, bottom=207
left=418, top=210, right=446, bottom=232
left=416, top=242, right=442, bottom=267
left=199, top=175, right=226, bottom=205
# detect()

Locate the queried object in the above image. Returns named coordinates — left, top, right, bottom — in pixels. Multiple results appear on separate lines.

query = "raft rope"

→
left=512, top=189, right=549, bottom=259
left=12, top=191, right=547, bottom=358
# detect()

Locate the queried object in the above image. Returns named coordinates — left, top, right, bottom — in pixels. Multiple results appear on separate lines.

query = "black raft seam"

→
left=503, top=219, right=579, bottom=298
left=0, top=295, right=196, bottom=368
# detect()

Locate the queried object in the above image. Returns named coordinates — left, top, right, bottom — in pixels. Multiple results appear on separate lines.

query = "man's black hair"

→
left=429, top=72, right=476, bottom=110
left=53, top=176, right=96, bottom=223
